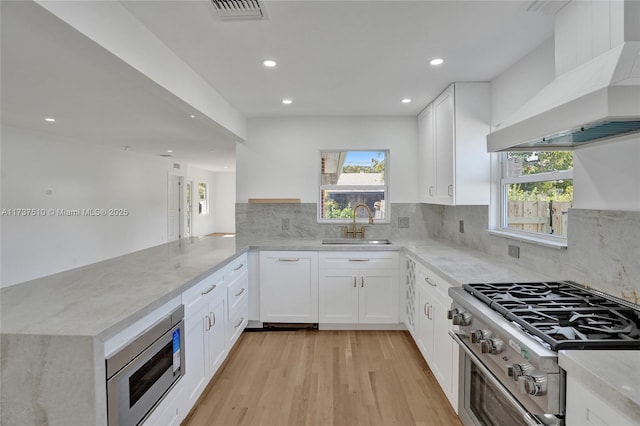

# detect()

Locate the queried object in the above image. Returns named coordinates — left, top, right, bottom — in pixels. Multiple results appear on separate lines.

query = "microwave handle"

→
left=448, top=330, right=543, bottom=426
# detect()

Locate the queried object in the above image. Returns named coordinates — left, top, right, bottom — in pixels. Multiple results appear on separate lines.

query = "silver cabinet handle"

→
left=353, top=277, right=357, bottom=288
left=349, top=259, right=370, bottom=262
left=361, top=276, right=365, bottom=288
left=425, top=277, right=437, bottom=287
left=205, top=314, right=211, bottom=331
left=448, top=184, right=453, bottom=197
left=427, top=305, right=432, bottom=320
left=424, top=303, right=428, bottom=316
left=233, top=263, right=244, bottom=271
left=278, top=258, right=300, bottom=262
left=234, top=317, right=245, bottom=328
left=235, top=287, right=246, bottom=297
left=201, top=284, right=217, bottom=295
left=429, top=186, right=434, bottom=197
left=210, top=312, right=216, bottom=327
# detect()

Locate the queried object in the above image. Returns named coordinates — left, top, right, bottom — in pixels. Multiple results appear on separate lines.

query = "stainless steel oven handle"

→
left=449, top=330, right=542, bottom=426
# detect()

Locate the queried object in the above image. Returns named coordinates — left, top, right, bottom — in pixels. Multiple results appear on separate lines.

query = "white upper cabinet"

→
left=418, top=82, right=491, bottom=205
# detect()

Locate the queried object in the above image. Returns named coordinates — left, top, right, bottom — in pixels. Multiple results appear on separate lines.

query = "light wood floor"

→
left=183, top=330, right=462, bottom=426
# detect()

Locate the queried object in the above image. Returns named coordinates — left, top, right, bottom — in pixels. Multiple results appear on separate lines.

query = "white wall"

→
left=237, top=116, right=418, bottom=203
left=1, top=125, right=177, bottom=287
left=186, top=165, right=217, bottom=237
left=490, top=37, right=555, bottom=129
left=214, top=172, right=236, bottom=233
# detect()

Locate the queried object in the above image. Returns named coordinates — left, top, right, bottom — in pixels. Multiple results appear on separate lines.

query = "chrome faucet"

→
left=343, top=203, right=374, bottom=239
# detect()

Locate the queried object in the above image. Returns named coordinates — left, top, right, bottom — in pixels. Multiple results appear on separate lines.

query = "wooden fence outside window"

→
left=507, top=201, right=571, bottom=237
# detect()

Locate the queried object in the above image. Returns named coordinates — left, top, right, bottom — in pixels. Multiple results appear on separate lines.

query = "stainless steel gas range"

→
left=448, top=281, right=640, bottom=426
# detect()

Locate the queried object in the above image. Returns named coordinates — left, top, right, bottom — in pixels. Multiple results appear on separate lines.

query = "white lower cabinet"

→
left=141, top=381, right=183, bottom=426
left=169, top=253, right=248, bottom=425
left=259, top=251, right=319, bottom=323
left=179, top=270, right=227, bottom=419
left=413, top=261, right=459, bottom=413
left=566, top=375, right=637, bottom=426
left=319, top=252, right=399, bottom=324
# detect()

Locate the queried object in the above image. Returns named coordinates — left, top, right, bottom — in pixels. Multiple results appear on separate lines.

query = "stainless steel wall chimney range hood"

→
left=487, top=1, right=640, bottom=152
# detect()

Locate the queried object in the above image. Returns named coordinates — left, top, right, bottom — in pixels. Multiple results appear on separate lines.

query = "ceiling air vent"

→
left=210, top=0, right=267, bottom=21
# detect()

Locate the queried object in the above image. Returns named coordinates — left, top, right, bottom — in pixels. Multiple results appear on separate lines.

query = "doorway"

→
left=185, top=180, right=193, bottom=238
left=168, top=174, right=184, bottom=242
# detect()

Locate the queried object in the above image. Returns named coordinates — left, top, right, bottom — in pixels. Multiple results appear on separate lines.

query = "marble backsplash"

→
left=237, top=202, right=638, bottom=304
left=235, top=202, right=430, bottom=245
left=422, top=204, right=640, bottom=305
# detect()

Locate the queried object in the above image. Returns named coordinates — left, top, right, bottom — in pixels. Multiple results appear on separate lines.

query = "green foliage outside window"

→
left=507, top=151, right=573, bottom=202
left=323, top=199, right=354, bottom=219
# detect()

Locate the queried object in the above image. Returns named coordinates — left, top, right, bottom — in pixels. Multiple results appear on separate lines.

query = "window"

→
left=496, top=151, right=573, bottom=244
left=198, top=182, right=209, bottom=215
left=319, top=150, right=389, bottom=223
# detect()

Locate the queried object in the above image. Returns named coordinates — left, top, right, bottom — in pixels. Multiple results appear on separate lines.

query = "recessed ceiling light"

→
left=190, top=114, right=195, bottom=118
left=45, top=117, right=55, bottom=122
left=401, top=98, right=412, bottom=104
left=282, top=99, right=293, bottom=105
left=167, top=149, right=173, bottom=153
left=430, top=58, right=444, bottom=66
left=263, top=59, right=277, bottom=68
left=224, top=166, right=229, bottom=169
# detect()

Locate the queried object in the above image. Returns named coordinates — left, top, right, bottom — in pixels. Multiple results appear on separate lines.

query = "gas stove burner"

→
left=547, top=326, right=588, bottom=341
left=462, top=281, right=640, bottom=350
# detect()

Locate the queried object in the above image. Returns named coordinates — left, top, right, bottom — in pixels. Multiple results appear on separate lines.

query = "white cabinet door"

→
left=260, top=252, right=319, bottom=323
left=417, top=82, right=490, bottom=206
left=142, top=381, right=183, bottom=426
left=182, top=301, right=209, bottom=411
left=412, top=262, right=459, bottom=413
left=415, top=282, right=434, bottom=362
left=418, top=105, right=435, bottom=202
left=566, top=375, right=637, bottom=426
left=434, top=85, right=455, bottom=204
left=431, top=292, right=458, bottom=410
left=359, top=269, right=399, bottom=323
left=205, top=295, right=227, bottom=379
left=319, top=252, right=399, bottom=325
left=319, top=268, right=359, bottom=323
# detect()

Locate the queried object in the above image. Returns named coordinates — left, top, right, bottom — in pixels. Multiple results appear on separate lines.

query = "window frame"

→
left=198, top=182, right=209, bottom=216
left=317, top=149, right=390, bottom=224
left=489, top=152, right=573, bottom=248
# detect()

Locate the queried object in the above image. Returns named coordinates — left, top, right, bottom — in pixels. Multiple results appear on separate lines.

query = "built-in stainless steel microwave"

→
left=106, top=305, right=185, bottom=426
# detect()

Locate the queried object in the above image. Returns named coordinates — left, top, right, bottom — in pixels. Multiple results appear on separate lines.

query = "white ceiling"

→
left=1, top=0, right=555, bottom=171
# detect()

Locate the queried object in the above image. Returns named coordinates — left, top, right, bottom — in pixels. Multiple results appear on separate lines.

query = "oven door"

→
left=107, top=320, right=184, bottom=426
left=450, top=331, right=561, bottom=426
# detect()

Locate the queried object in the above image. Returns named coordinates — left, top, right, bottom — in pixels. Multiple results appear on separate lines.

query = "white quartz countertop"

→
left=559, top=350, right=640, bottom=421
left=0, top=237, right=245, bottom=339
left=1, top=236, right=553, bottom=341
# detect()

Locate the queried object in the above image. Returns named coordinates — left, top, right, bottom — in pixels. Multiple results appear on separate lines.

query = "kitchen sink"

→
left=321, top=239, right=392, bottom=245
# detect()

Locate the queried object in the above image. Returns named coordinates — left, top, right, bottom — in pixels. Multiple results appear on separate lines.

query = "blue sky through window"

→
left=344, top=151, right=385, bottom=167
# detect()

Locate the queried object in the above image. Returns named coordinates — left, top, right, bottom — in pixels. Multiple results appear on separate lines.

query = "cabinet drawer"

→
left=182, top=272, right=224, bottom=316
left=415, top=263, right=451, bottom=303
left=224, top=253, right=248, bottom=282
left=226, top=295, right=248, bottom=348
left=227, top=270, right=248, bottom=314
left=319, top=251, right=399, bottom=269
